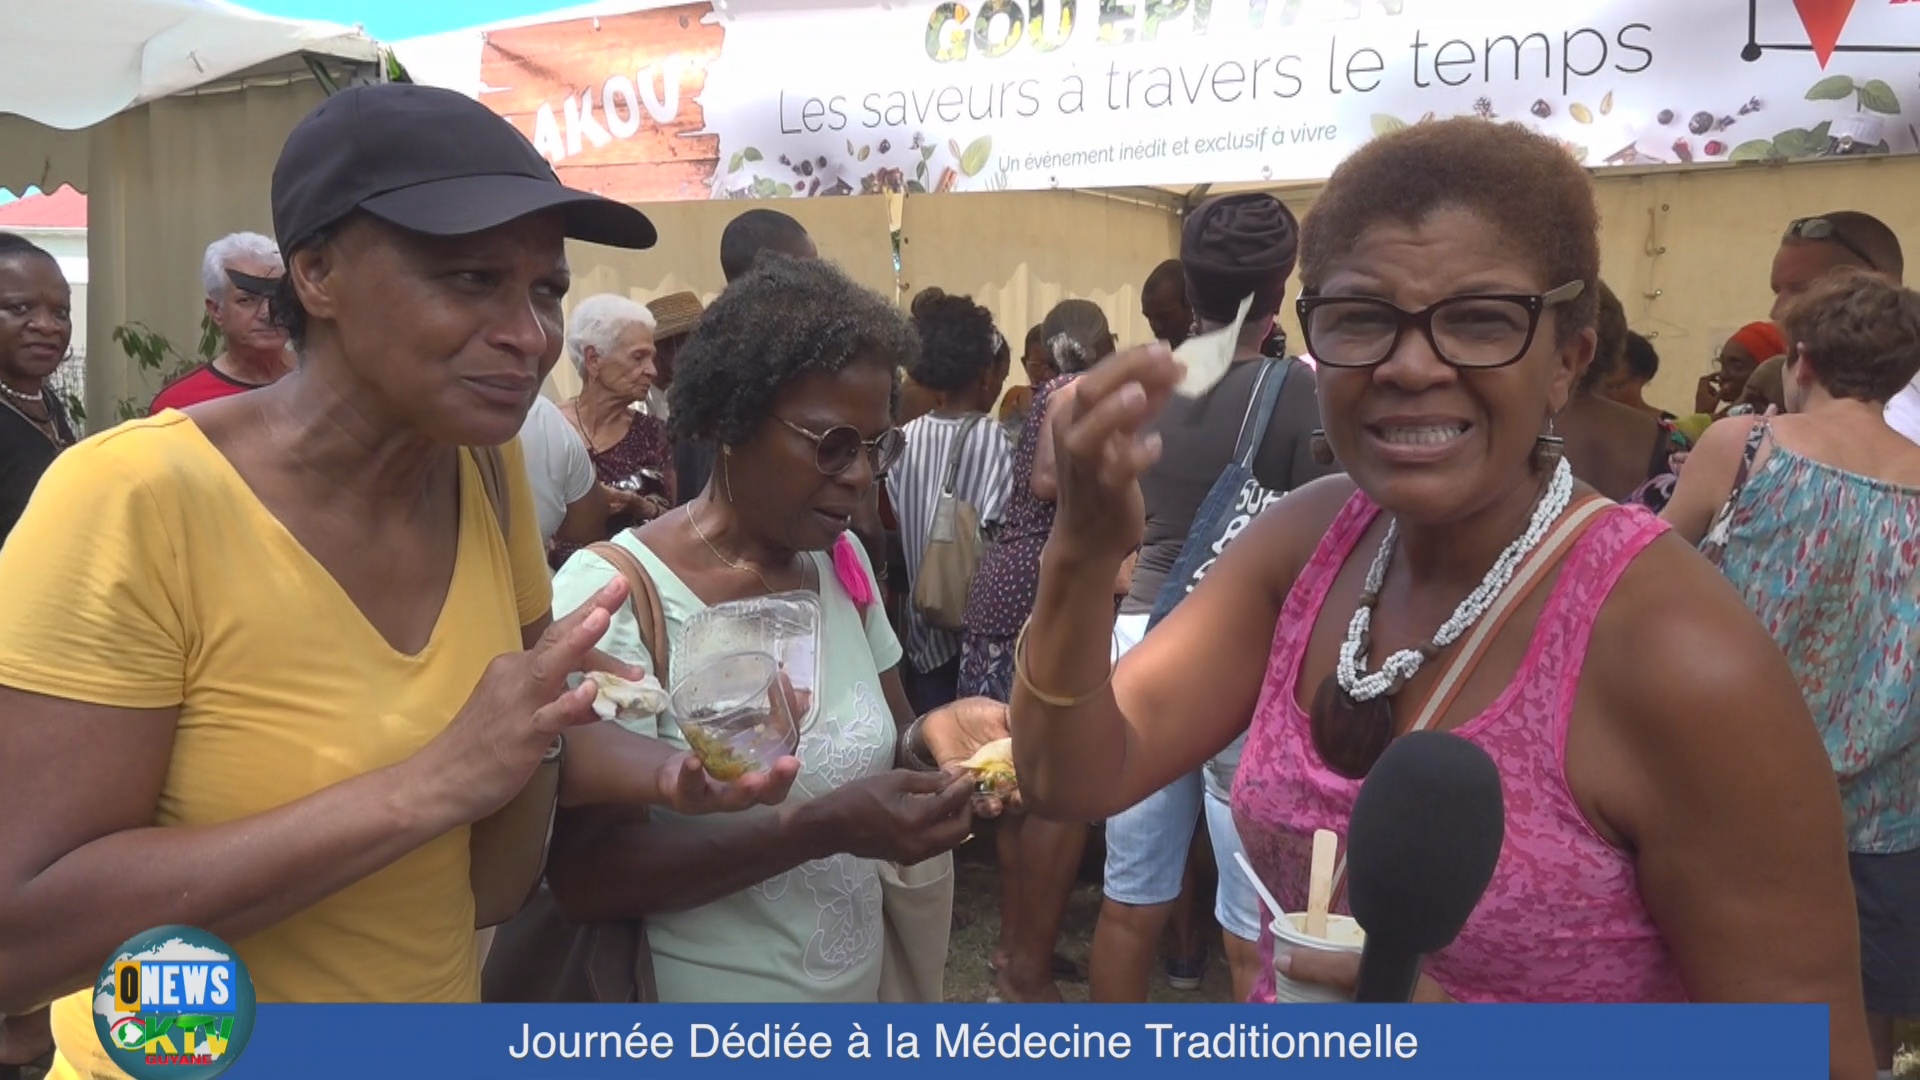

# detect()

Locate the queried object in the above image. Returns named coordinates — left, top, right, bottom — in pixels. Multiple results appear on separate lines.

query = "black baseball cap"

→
left=271, top=83, right=656, bottom=255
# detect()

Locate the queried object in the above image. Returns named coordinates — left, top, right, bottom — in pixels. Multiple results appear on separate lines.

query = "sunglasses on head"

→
left=1784, top=217, right=1879, bottom=273
left=776, top=416, right=906, bottom=477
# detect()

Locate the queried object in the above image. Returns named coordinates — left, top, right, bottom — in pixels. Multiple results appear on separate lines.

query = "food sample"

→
left=678, top=706, right=794, bottom=781
left=1172, top=293, right=1255, bottom=398
left=586, top=670, right=668, bottom=723
left=959, top=737, right=1017, bottom=797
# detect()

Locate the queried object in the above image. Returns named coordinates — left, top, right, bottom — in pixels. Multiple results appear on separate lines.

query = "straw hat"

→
left=648, top=291, right=704, bottom=340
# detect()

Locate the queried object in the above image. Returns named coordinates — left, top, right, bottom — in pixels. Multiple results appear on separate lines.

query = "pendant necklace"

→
left=1309, top=457, right=1573, bottom=775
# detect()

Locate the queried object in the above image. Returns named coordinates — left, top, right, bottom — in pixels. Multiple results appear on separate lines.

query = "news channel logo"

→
left=90, top=925, right=256, bottom=1080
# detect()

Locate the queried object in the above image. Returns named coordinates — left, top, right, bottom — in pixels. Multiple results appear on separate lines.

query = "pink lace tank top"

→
left=1233, top=492, right=1688, bottom=1003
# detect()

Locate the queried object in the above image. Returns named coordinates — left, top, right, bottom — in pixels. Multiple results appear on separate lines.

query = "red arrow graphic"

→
left=1793, top=0, right=1858, bottom=67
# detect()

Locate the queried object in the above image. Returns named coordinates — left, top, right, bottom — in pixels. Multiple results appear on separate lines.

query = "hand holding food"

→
left=1052, top=342, right=1182, bottom=567
left=822, top=769, right=975, bottom=864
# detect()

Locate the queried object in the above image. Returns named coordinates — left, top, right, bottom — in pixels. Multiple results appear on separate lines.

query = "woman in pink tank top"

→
left=1006, top=118, right=1873, bottom=1080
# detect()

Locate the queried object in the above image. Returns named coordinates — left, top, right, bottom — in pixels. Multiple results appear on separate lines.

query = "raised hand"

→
left=416, top=578, right=634, bottom=822
left=1050, top=343, right=1183, bottom=567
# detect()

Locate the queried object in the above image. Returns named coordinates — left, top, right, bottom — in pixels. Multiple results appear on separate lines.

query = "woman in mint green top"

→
left=1664, top=266, right=1920, bottom=1071
left=546, top=256, right=1009, bottom=1002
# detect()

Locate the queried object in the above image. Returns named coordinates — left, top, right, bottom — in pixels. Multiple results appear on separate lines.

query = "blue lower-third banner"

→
left=199, top=1004, right=1828, bottom=1078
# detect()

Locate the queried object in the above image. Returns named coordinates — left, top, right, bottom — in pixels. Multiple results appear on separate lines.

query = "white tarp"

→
left=0, top=0, right=374, bottom=131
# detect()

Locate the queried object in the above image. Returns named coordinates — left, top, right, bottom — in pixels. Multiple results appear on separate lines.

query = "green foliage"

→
left=108, top=314, right=220, bottom=422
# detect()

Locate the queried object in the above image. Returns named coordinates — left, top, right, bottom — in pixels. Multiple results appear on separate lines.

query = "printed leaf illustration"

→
left=729, top=151, right=745, bottom=173
left=1600, top=91, right=1614, bottom=116
left=1772, top=127, right=1824, bottom=158
left=742, top=147, right=763, bottom=162
left=1570, top=103, right=1594, bottom=124
left=1568, top=145, right=1587, bottom=163
left=907, top=180, right=929, bottom=195
left=1417, top=111, right=1434, bottom=124
left=949, top=139, right=964, bottom=159
left=959, top=136, right=993, bottom=177
left=921, top=145, right=936, bottom=162
left=1805, top=75, right=1857, bottom=101
left=916, top=161, right=929, bottom=182
left=1729, top=139, right=1778, bottom=162
left=1370, top=114, right=1407, bottom=137
left=1859, top=79, right=1901, bottom=115
left=1812, top=120, right=1834, bottom=142
left=858, top=145, right=872, bottom=161
left=847, top=139, right=857, bottom=155
left=776, top=182, right=794, bottom=197
left=751, top=176, right=778, bottom=198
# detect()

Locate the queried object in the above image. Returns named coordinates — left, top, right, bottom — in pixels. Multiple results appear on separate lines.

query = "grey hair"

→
left=566, top=293, right=657, bottom=373
left=201, top=232, right=282, bottom=300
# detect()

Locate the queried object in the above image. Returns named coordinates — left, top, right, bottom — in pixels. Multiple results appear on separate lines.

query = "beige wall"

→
left=549, top=195, right=897, bottom=399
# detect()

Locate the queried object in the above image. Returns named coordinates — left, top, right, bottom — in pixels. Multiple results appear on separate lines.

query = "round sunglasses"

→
left=776, top=416, right=906, bottom=477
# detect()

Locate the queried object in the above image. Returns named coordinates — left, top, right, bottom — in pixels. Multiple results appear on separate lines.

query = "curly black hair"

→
left=669, top=255, right=915, bottom=445
left=909, top=293, right=998, bottom=393
left=1578, top=280, right=1629, bottom=395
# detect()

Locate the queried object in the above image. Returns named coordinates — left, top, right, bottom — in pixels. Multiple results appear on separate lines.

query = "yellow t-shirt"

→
left=0, top=413, right=549, bottom=1079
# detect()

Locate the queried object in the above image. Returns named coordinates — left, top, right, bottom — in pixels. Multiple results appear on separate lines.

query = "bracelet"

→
left=1014, top=618, right=1115, bottom=709
left=899, top=713, right=939, bottom=772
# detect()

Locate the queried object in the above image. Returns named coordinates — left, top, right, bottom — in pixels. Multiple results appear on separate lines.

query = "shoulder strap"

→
left=587, top=539, right=671, bottom=683
left=471, top=446, right=512, bottom=538
left=1328, top=494, right=1611, bottom=902
left=941, top=414, right=984, bottom=496
left=1727, top=420, right=1770, bottom=498
left=1231, top=359, right=1292, bottom=469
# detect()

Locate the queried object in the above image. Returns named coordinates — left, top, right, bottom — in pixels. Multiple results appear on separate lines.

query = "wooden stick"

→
left=1305, top=829, right=1337, bottom=939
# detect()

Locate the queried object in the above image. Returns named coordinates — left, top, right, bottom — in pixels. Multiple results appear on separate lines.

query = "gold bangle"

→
left=1013, top=618, right=1114, bottom=709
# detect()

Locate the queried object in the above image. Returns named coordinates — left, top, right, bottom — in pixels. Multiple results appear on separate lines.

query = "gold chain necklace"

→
left=687, top=504, right=807, bottom=594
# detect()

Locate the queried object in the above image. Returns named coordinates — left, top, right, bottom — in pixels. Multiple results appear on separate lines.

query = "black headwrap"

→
left=1180, top=193, right=1299, bottom=325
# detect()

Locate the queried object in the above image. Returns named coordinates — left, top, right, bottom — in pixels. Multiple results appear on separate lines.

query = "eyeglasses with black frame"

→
left=1782, top=217, right=1880, bottom=273
left=1297, top=280, right=1587, bottom=370
left=776, top=416, right=907, bottom=477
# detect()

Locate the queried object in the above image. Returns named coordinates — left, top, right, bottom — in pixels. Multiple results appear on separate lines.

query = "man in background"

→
left=149, top=232, right=292, bottom=413
left=1140, top=258, right=1192, bottom=348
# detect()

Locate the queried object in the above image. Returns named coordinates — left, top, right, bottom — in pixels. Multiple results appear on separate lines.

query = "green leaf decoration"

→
left=1805, top=75, right=1856, bottom=101
left=743, top=147, right=764, bottom=162
left=921, top=145, right=936, bottom=161
left=847, top=139, right=857, bottom=155
left=1811, top=120, right=1833, bottom=142
left=1771, top=127, right=1824, bottom=158
left=949, top=138, right=964, bottom=159
left=1370, top=114, right=1407, bottom=137
left=776, top=182, right=794, bottom=197
left=1859, top=79, right=1901, bottom=115
left=907, top=180, right=929, bottom=194
left=751, top=176, right=778, bottom=197
left=729, top=151, right=744, bottom=173
left=959, top=135, right=993, bottom=177
left=916, top=161, right=929, bottom=182
left=858, top=145, right=872, bottom=161
left=1729, top=139, right=1777, bottom=162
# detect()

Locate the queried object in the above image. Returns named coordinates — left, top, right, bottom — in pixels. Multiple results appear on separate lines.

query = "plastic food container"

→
left=1270, top=912, right=1366, bottom=1004
left=667, top=651, right=800, bottom=780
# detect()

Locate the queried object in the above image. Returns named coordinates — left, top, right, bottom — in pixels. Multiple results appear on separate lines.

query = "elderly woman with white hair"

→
left=551, top=293, right=675, bottom=566
left=149, top=232, right=291, bottom=414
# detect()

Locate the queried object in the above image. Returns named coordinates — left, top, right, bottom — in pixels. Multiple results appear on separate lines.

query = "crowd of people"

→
left=0, top=79, right=1913, bottom=1080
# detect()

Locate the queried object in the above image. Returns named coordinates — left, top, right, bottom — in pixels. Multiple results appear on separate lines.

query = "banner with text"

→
left=221, top=1003, right=1825, bottom=1077
left=441, top=0, right=1920, bottom=202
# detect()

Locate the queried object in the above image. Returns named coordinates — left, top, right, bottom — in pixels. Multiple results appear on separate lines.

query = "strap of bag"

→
left=1229, top=358, right=1292, bottom=470
left=940, top=414, right=984, bottom=497
left=1327, top=495, right=1612, bottom=901
left=587, top=539, right=670, bottom=682
left=472, top=445, right=512, bottom=538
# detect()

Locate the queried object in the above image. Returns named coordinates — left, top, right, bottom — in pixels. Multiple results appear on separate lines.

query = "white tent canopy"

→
left=3, top=0, right=376, bottom=132
left=0, top=0, right=382, bottom=426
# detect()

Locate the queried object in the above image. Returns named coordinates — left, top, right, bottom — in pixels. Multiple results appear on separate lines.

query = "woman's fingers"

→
left=660, top=752, right=803, bottom=815
left=528, top=680, right=606, bottom=740
left=1276, top=946, right=1359, bottom=995
left=577, top=647, right=647, bottom=683
left=528, top=578, right=630, bottom=687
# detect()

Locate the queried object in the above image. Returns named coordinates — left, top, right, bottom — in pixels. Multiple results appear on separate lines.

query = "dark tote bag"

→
left=1144, top=357, right=1293, bottom=796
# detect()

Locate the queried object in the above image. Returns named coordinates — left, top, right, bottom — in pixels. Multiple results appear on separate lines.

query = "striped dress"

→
left=889, top=412, right=1014, bottom=673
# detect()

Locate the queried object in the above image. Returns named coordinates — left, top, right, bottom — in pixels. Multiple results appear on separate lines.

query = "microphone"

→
left=1346, top=730, right=1506, bottom=1003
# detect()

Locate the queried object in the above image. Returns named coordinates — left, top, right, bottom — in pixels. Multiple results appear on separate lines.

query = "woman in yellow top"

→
left=0, top=85, right=799, bottom=1078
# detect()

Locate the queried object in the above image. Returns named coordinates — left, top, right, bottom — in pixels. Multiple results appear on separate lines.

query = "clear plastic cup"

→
left=1270, top=912, right=1366, bottom=1003
left=668, top=651, right=798, bottom=781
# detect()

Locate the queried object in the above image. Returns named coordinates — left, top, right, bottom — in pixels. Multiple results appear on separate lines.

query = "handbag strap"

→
left=1230, top=359, right=1292, bottom=469
left=940, top=413, right=984, bottom=497
left=587, top=539, right=670, bottom=684
left=1326, top=494, right=1612, bottom=902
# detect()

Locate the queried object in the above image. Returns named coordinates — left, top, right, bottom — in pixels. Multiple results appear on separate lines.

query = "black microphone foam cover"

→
left=1347, top=731, right=1506, bottom=955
